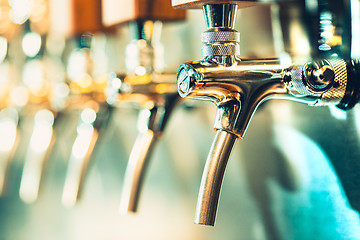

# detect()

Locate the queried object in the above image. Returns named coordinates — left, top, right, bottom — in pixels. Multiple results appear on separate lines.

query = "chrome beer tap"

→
left=106, top=20, right=181, bottom=213
left=18, top=16, right=60, bottom=203
left=61, top=35, right=113, bottom=207
left=172, top=1, right=360, bottom=226
left=47, top=0, right=114, bottom=206
left=0, top=1, right=20, bottom=196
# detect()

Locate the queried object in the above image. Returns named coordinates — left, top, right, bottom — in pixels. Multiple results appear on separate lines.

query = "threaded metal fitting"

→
left=201, top=29, right=240, bottom=57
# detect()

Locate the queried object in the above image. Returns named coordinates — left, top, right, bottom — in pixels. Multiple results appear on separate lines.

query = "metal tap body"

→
left=62, top=35, right=113, bottom=207
left=108, top=71, right=179, bottom=213
left=106, top=20, right=180, bottom=213
left=176, top=3, right=357, bottom=226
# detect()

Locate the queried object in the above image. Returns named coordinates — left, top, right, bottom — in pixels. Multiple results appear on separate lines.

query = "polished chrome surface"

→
left=177, top=57, right=335, bottom=137
left=61, top=36, right=112, bottom=207
left=126, top=21, right=164, bottom=75
left=19, top=109, right=55, bottom=203
left=106, top=20, right=181, bottom=214
left=202, top=4, right=240, bottom=57
left=61, top=107, right=100, bottom=207
left=115, top=84, right=180, bottom=213
left=0, top=108, right=18, bottom=196
left=119, top=109, right=158, bottom=213
left=177, top=2, right=355, bottom=226
left=203, top=4, right=238, bottom=29
left=1, top=3, right=360, bottom=239
left=194, top=130, right=236, bottom=226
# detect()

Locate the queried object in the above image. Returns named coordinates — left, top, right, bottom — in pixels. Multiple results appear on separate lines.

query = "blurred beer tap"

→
left=1, top=0, right=53, bottom=201
left=18, top=17, right=60, bottom=203
left=61, top=34, right=113, bottom=207
left=103, top=0, right=185, bottom=213
left=0, top=1, right=21, bottom=196
left=112, top=21, right=181, bottom=214
left=172, top=0, right=360, bottom=226
left=53, top=0, right=114, bottom=206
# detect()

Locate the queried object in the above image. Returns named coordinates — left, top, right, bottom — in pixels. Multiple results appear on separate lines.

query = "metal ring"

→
left=202, top=43, right=240, bottom=56
left=202, top=31, right=240, bottom=43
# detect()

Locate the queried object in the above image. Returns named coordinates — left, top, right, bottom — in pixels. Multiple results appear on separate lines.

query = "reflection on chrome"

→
left=175, top=3, right=360, bottom=226
left=62, top=108, right=98, bottom=207
left=22, top=32, right=42, bottom=58
left=0, top=108, right=18, bottom=195
left=19, top=109, right=55, bottom=203
left=106, top=20, right=181, bottom=214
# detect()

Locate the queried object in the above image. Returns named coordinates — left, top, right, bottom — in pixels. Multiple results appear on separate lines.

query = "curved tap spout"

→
left=20, top=109, right=56, bottom=203
left=195, top=130, right=236, bottom=225
left=0, top=109, right=19, bottom=196
left=119, top=95, right=179, bottom=213
left=62, top=104, right=112, bottom=207
left=119, top=108, right=158, bottom=213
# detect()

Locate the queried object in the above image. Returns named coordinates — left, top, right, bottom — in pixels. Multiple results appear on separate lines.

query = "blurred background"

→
left=0, top=0, right=360, bottom=239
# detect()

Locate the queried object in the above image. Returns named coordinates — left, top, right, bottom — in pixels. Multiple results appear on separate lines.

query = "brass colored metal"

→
left=194, top=130, right=236, bottom=225
left=108, top=72, right=180, bottom=213
left=106, top=20, right=181, bottom=213
left=61, top=44, right=112, bottom=207
left=176, top=3, right=350, bottom=226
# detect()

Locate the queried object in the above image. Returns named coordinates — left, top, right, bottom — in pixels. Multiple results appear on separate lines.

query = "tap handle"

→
left=102, top=0, right=186, bottom=27
left=49, top=0, right=110, bottom=37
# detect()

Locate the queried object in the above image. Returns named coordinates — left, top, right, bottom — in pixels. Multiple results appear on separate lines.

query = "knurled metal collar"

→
left=319, top=58, right=347, bottom=105
left=202, top=43, right=240, bottom=56
left=202, top=31, right=240, bottom=43
left=201, top=29, right=240, bottom=57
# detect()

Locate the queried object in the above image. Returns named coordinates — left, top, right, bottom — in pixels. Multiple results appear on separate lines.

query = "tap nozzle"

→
left=119, top=107, right=159, bottom=213
left=119, top=94, right=179, bottom=213
left=19, top=109, right=55, bottom=203
left=62, top=104, right=112, bottom=207
left=195, top=130, right=236, bottom=225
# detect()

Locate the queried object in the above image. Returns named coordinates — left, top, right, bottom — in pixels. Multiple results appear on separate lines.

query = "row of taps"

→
left=1, top=0, right=360, bottom=227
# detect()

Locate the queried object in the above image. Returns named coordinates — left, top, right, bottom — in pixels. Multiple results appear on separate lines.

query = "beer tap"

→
left=18, top=19, right=59, bottom=203
left=61, top=35, right=113, bottom=207
left=45, top=0, right=114, bottom=207
left=172, top=1, right=360, bottom=226
left=0, top=0, right=60, bottom=203
left=103, top=0, right=185, bottom=213
left=0, top=1, right=20, bottom=196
